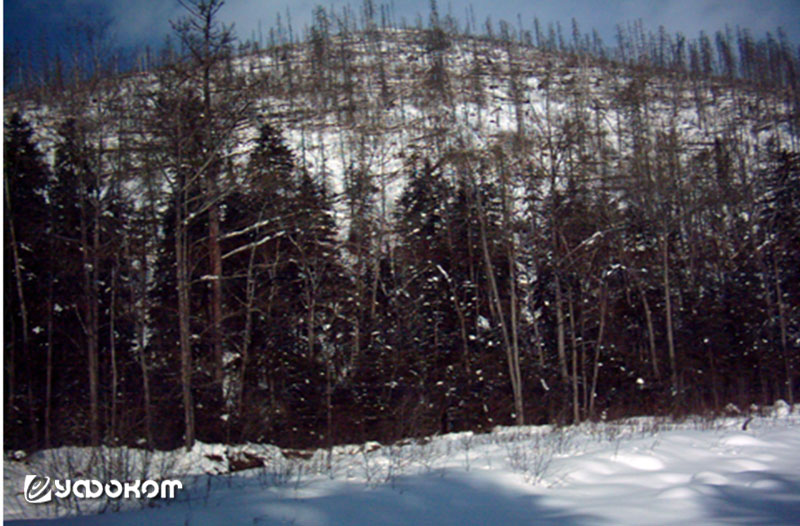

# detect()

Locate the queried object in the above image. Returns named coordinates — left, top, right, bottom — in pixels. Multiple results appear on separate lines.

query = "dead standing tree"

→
left=172, top=0, right=235, bottom=393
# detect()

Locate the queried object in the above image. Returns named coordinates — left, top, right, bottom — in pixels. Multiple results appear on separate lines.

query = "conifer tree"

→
left=4, top=112, right=51, bottom=448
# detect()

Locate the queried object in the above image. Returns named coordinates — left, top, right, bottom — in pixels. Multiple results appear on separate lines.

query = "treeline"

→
left=4, top=1, right=800, bottom=453
left=6, top=0, right=800, bottom=98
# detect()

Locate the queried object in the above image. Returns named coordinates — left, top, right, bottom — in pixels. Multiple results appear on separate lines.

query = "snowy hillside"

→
left=5, top=403, right=800, bottom=525
left=15, top=28, right=799, bottom=217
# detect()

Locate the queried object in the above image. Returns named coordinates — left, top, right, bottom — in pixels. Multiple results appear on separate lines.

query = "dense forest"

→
left=4, top=0, right=800, bottom=453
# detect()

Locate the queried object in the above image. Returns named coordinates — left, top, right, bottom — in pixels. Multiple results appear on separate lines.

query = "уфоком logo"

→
left=24, top=475, right=53, bottom=504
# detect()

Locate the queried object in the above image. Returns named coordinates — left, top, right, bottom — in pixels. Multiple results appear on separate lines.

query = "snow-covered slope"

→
left=11, top=29, right=797, bottom=223
left=6, top=403, right=800, bottom=525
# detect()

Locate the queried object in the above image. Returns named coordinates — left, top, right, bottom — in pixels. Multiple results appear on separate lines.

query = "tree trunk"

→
left=706, top=340, right=720, bottom=412
left=237, top=240, right=258, bottom=415
left=568, top=286, right=580, bottom=424
left=109, top=260, right=119, bottom=442
left=662, top=234, right=678, bottom=393
left=79, top=170, right=100, bottom=446
left=589, top=286, right=608, bottom=419
left=326, top=358, right=333, bottom=472
left=176, top=194, right=195, bottom=451
left=210, top=201, right=225, bottom=389
left=773, top=256, right=794, bottom=409
left=45, top=273, right=54, bottom=448
left=555, top=274, right=569, bottom=381
left=4, top=177, right=26, bottom=438
left=637, top=280, right=660, bottom=378
left=91, top=177, right=101, bottom=445
left=476, top=191, right=524, bottom=425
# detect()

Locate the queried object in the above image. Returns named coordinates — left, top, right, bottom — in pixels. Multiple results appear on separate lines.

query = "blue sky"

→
left=4, top=1, right=800, bottom=67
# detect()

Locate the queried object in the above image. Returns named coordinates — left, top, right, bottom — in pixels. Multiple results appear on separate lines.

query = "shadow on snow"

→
left=8, top=470, right=603, bottom=526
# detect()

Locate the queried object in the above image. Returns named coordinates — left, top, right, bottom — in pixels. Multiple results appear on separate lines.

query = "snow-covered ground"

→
left=6, top=403, right=800, bottom=525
